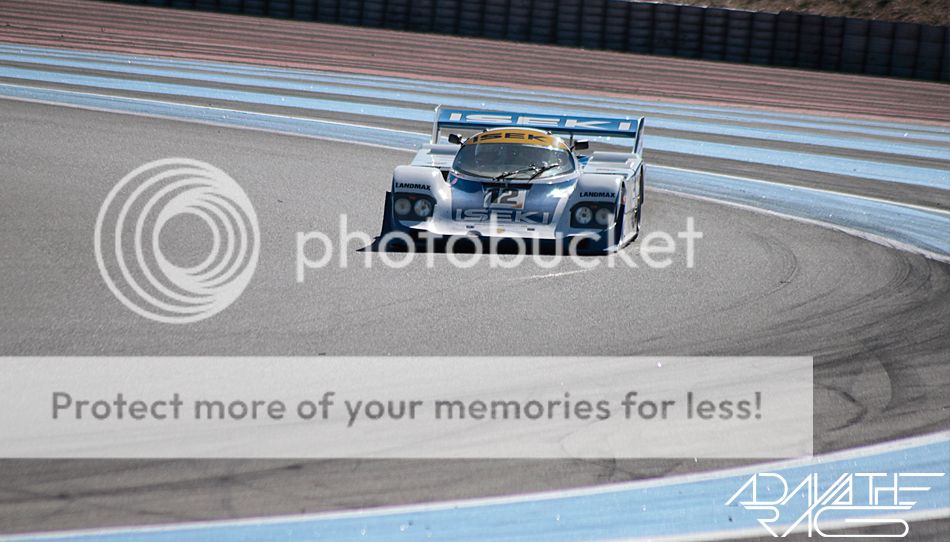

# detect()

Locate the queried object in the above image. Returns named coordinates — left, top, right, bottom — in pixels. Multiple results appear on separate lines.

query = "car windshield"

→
left=452, top=143, right=574, bottom=180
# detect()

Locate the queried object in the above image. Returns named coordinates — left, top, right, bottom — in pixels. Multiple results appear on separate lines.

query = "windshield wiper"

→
left=528, top=163, right=561, bottom=180
left=494, top=162, right=559, bottom=181
left=494, top=164, right=542, bottom=181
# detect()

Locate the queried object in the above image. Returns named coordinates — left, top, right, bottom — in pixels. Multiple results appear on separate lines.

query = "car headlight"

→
left=413, top=198, right=433, bottom=218
left=393, top=197, right=412, bottom=216
left=595, top=207, right=612, bottom=226
left=573, top=205, right=593, bottom=226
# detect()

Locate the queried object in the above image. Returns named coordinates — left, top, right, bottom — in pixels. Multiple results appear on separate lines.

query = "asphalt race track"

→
left=0, top=0, right=948, bottom=539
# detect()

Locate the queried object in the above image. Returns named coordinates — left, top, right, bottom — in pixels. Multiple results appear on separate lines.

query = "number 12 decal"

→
left=484, top=187, right=527, bottom=209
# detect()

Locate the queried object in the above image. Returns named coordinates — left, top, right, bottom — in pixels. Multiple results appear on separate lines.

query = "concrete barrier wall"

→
left=111, top=0, right=949, bottom=81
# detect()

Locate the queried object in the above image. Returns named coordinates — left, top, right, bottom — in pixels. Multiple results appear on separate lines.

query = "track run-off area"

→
left=0, top=0, right=948, bottom=540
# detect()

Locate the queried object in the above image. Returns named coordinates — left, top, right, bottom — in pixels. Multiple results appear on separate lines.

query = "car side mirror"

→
left=573, top=140, right=589, bottom=151
left=448, top=133, right=462, bottom=145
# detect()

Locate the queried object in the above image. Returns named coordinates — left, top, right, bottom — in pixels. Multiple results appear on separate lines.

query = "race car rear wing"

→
left=432, top=105, right=645, bottom=154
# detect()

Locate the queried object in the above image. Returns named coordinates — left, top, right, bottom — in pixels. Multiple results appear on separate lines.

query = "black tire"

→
left=630, top=205, right=641, bottom=245
left=361, top=0, right=385, bottom=27
left=243, top=0, right=266, bottom=16
left=630, top=170, right=644, bottom=244
left=749, top=12, right=775, bottom=65
left=677, top=6, right=704, bottom=58
left=482, top=0, right=508, bottom=39
left=841, top=18, right=870, bottom=73
left=408, top=0, right=435, bottom=32
left=338, top=0, right=362, bottom=24
left=619, top=201, right=642, bottom=249
left=379, top=191, right=394, bottom=237
left=821, top=17, right=845, bottom=70
left=384, top=0, right=411, bottom=30
left=652, top=4, right=677, bottom=56
left=725, top=11, right=752, bottom=63
left=506, top=0, right=532, bottom=41
left=613, top=199, right=627, bottom=250
left=638, top=167, right=645, bottom=206
left=701, top=8, right=728, bottom=60
left=528, top=1, right=557, bottom=44
left=914, top=26, right=945, bottom=80
left=218, top=0, right=241, bottom=13
left=613, top=182, right=640, bottom=250
left=579, top=0, right=606, bottom=50
left=458, top=0, right=485, bottom=37
left=603, top=1, right=629, bottom=51
left=797, top=14, right=823, bottom=69
left=627, top=3, right=654, bottom=54
left=556, top=0, right=582, bottom=47
left=773, top=11, right=800, bottom=67
left=866, top=20, right=895, bottom=75
left=433, top=0, right=461, bottom=34
left=268, top=0, right=292, bottom=18
left=291, top=0, right=316, bottom=21
left=316, top=0, right=340, bottom=23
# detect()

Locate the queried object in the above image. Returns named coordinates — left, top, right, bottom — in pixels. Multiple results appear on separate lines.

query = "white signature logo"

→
left=726, top=471, right=945, bottom=538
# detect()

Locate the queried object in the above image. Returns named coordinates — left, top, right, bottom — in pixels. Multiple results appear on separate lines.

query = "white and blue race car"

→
left=381, top=107, right=645, bottom=253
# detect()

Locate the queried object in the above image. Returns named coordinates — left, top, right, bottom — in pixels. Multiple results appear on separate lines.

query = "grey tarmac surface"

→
left=0, top=99, right=948, bottom=533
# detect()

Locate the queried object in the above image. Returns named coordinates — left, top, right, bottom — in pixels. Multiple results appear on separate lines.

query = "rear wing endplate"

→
left=432, top=105, right=644, bottom=154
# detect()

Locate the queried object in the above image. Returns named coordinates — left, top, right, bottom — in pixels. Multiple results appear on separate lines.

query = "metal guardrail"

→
left=126, top=0, right=949, bottom=81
